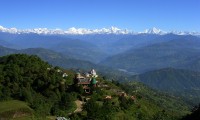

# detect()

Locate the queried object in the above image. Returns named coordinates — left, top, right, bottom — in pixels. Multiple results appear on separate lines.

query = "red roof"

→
left=78, top=82, right=90, bottom=85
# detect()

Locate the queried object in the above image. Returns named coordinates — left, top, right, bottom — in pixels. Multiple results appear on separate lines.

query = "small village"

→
left=46, top=67, right=139, bottom=120
left=75, top=69, right=98, bottom=94
left=53, top=68, right=138, bottom=100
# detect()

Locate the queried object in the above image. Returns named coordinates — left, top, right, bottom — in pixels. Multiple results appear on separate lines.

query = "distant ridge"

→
left=132, top=67, right=200, bottom=105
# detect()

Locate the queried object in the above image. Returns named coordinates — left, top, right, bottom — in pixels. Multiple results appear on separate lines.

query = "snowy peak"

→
left=144, top=27, right=166, bottom=34
left=0, top=25, right=199, bottom=35
left=65, top=26, right=131, bottom=34
left=0, top=26, right=18, bottom=34
left=169, top=31, right=200, bottom=36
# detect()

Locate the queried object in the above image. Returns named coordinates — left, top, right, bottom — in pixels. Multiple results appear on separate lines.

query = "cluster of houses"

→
left=47, top=67, right=137, bottom=101
left=74, top=69, right=98, bottom=93
left=47, top=67, right=99, bottom=94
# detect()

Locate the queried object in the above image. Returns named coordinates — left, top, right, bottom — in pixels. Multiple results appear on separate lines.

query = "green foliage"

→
left=118, top=96, right=134, bottom=110
left=83, top=98, right=117, bottom=120
left=69, top=113, right=82, bottom=120
left=84, top=98, right=101, bottom=119
left=0, top=54, right=76, bottom=118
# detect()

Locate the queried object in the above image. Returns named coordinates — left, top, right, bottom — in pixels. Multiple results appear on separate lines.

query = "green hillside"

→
left=0, top=54, right=77, bottom=119
left=119, top=82, right=189, bottom=116
left=0, top=54, right=191, bottom=119
left=132, top=68, right=200, bottom=105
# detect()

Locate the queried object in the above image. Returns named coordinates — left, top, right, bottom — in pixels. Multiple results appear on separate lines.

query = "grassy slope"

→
left=0, top=100, right=57, bottom=120
left=0, top=100, right=33, bottom=119
left=116, top=81, right=190, bottom=119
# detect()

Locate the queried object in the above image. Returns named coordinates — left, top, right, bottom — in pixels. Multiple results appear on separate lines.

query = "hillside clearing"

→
left=0, top=100, right=33, bottom=119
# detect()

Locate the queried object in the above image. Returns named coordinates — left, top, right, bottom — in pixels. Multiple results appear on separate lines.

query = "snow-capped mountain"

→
left=63, top=26, right=132, bottom=34
left=0, top=26, right=132, bottom=35
left=0, top=26, right=18, bottom=34
left=0, top=25, right=199, bottom=35
left=169, top=31, right=200, bottom=36
left=143, top=27, right=167, bottom=35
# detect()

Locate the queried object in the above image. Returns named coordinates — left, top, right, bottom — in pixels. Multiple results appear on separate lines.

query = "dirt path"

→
left=74, top=100, right=83, bottom=113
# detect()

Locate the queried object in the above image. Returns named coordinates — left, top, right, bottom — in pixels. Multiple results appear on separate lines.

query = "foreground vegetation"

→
left=0, top=54, right=77, bottom=119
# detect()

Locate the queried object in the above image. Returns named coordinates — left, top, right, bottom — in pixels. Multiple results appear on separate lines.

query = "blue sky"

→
left=0, top=0, right=199, bottom=31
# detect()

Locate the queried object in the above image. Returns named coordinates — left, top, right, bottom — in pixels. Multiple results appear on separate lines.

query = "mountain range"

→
left=1, top=30, right=200, bottom=74
left=100, top=35, right=200, bottom=73
left=1, top=25, right=200, bottom=35
left=0, top=45, right=96, bottom=69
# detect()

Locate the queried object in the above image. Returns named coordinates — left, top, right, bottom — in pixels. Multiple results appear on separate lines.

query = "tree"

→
left=84, top=98, right=101, bottom=119
left=119, top=96, right=129, bottom=110
left=21, top=87, right=33, bottom=104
